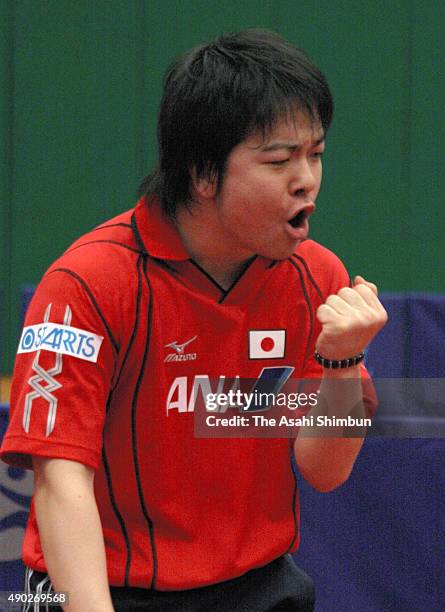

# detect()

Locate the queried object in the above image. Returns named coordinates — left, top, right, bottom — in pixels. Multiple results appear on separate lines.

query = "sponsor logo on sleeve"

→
left=22, top=303, right=71, bottom=435
left=18, top=317, right=103, bottom=363
left=19, top=304, right=103, bottom=435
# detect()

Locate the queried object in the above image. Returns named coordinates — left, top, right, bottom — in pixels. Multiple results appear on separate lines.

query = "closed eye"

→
left=267, top=159, right=289, bottom=165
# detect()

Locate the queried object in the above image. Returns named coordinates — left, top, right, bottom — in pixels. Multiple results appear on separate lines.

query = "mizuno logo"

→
left=165, top=336, right=197, bottom=355
left=164, top=335, right=198, bottom=363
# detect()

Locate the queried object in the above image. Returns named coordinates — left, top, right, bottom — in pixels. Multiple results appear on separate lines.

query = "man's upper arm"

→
left=0, top=269, right=117, bottom=470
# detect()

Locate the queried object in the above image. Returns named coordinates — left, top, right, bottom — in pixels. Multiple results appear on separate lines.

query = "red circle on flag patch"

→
left=261, top=337, right=275, bottom=352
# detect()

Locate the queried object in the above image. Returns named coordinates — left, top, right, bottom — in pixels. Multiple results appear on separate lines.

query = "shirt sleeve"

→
left=0, top=269, right=117, bottom=470
left=299, top=247, right=378, bottom=418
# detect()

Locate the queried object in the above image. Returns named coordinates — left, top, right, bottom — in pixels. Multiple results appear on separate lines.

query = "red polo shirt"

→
left=1, top=196, right=376, bottom=590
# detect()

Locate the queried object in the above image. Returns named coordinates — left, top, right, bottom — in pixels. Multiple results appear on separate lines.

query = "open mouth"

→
left=288, top=210, right=307, bottom=228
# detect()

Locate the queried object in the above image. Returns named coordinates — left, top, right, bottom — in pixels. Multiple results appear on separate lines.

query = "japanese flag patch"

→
left=249, top=330, right=286, bottom=359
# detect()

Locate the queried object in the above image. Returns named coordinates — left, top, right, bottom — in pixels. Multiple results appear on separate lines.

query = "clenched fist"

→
left=315, top=276, right=388, bottom=360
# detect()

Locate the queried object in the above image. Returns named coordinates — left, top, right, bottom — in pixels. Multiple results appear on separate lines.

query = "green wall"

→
left=1, top=0, right=444, bottom=372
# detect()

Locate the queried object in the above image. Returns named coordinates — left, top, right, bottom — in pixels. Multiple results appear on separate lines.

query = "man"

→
left=1, top=29, right=387, bottom=611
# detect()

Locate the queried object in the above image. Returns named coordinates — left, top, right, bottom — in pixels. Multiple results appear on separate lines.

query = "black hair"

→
left=139, top=28, right=334, bottom=218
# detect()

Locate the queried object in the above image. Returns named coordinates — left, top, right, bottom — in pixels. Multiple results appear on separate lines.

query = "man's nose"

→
left=289, top=161, right=317, bottom=196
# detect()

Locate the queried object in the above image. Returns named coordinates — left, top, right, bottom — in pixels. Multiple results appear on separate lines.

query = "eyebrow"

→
left=260, top=135, right=325, bottom=153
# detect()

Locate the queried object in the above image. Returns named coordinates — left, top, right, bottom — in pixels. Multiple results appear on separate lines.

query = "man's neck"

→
left=174, top=204, right=254, bottom=291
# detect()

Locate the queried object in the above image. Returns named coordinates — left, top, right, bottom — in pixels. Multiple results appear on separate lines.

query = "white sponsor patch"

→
left=18, top=322, right=103, bottom=363
left=249, top=330, right=286, bottom=359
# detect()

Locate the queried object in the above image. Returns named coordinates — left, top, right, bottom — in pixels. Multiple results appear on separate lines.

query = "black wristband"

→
left=314, top=350, right=365, bottom=369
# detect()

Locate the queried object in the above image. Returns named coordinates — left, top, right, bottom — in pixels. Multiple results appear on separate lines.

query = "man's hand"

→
left=315, top=275, right=388, bottom=360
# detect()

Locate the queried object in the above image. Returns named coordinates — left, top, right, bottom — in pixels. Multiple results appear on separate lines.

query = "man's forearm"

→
left=294, top=366, right=366, bottom=492
left=33, top=458, right=114, bottom=612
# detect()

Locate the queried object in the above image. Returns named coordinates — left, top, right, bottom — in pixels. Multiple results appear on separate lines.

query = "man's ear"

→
left=191, top=169, right=218, bottom=200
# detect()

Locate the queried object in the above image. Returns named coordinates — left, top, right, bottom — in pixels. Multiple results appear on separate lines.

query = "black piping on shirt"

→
left=285, top=438, right=300, bottom=554
left=130, top=212, right=148, bottom=255
left=102, top=254, right=144, bottom=585
left=110, top=254, right=144, bottom=394
left=65, top=240, right=141, bottom=257
left=292, top=254, right=324, bottom=302
left=190, top=259, right=226, bottom=294
left=218, top=256, right=257, bottom=304
left=130, top=257, right=158, bottom=588
left=94, top=222, right=133, bottom=231
left=288, top=258, right=315, bottom=364
left=102, top=443, right=132, bottom=585
left=48, top=268, right=119, bottom=356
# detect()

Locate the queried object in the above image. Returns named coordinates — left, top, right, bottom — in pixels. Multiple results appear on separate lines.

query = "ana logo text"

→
left=166, top=367, right=295, bottom=414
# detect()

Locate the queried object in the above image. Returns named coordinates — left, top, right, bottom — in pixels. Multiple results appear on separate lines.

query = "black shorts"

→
left=24, top=555, right=315, bottom=612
